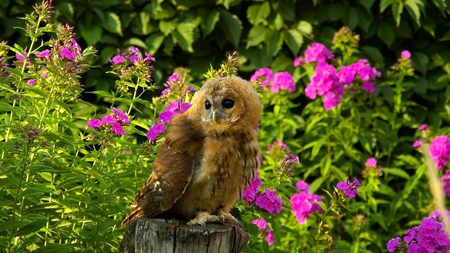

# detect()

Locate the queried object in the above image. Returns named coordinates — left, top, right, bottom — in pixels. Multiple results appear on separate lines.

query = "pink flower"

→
left=429, top=135, right=450, bottom=169
left=250, top=68, right=274, bottom=87
left=110, top=55, right=125, bottom=65
left=27, top=79, right=36, bottom=85
left=365, top=158, right=377, bottom=167
left=296, top=180, right=310, bottom=192
left=401, top=50, right=411, bottom=59
left=251, top=218, right=275, bottom=245
left=441, top=170, right=450, bottom=196
left=111, top=122, right=125, bottom=135
left=146, top=123, right=165, bottom=144
left=111, top=108, right=130, bottom=125
left=361, top=81, right=376, bottom=94
left=293, top=56, right=303, bottom=67
left=16, top=53, right=26, bottom=60
left=418, top=124, right=427, bottom=131
left=304, top=43, right=334, bottom=63
left=255, top=189, right=282, bottom=215
left=36, top=49, right=51, bottom=58
left=290, top=191, right=323, bottom=224
left=101, top=115, right=117, bottom=125
left=336, top=177, right=361, bottom=198
left=413, top=140, right=422, bottom=148
left=87, top=118, right=102, bottom=128
left=271, top=71, right=295, bottom=93
left=60, top=47, right=76, bottom=60
left=243, top=175, right=262, bottom=205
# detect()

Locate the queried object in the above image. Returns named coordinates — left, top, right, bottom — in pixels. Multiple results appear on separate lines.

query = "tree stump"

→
left=119, top=217, right=250, bottom=253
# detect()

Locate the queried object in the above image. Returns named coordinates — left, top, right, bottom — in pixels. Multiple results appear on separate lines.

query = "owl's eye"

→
left=205, top=100, right=212, bottom=110
left=222, top=99, right=234, bottom=109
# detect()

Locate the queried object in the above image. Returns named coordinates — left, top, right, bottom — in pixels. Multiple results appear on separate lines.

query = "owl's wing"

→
left=121, top=113, right=203, bottom=226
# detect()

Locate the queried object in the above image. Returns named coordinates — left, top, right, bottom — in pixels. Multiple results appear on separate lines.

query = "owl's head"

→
left=189, top=76, right=261, bottom=133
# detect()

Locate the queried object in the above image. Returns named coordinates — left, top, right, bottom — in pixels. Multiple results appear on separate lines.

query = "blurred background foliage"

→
left=1, top=0, right=450, bottom=252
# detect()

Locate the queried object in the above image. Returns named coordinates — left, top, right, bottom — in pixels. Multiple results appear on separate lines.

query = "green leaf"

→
left=411, top=52, right=429, bottom=75
left=278, top=0, right=295, bottom=21
left=218, top=9, right=242, bottom=47
left=15, top=220, right=46, bottom=236
left=358, top=0, right=375, bottom=12
left=102, top=12, right=123, bottom=36
left=297, top=21, right=313, bottom=35
left=203, top=9, right=220, bottom=36
left=246, top=2, right=270, bottom=25
left=384, top=168, right=410, bottom=179
left=361, top=46, right=384, bottom=65
left=247, top=25, right=268, bottom=48
left=79, top=20, right=102, bottom=45
left=377, top=21, right=396, bottom=47
left=405, top=0, right=423, bottom=25
left=380, top=0, right=395, bottom=12
left=173, top=23, right=195, bottom=52
left=310, top=176, right=326, bottom=193
left=33, top=245, right=71, bottom=253
left=348, top=7, right=360, bottom=30
left=125, top=38, right=148, bottom=50
left=145, top=32, right=165, bottom=55
left=264, top=29, right=283, bottom=57
left=391, top=2, right=404, bottom=27
left=159, top=20, right=177, bottom=36
left=283, top=29, right=303, bottom=55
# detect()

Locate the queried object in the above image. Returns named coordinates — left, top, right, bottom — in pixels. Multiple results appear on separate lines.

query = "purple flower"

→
left=387, top=237, right=402, bottom=252
left=158, top=100, right=191, bottom=124
left=169, top=73, right=181, bottom=82
left=129, top=55, right=139, bottom=63
left=243, top=175, right=262, bottom=205
left=441, top=170, right=450, bottom=196
left=290, top=191, right=323, bottom=224
left=60, top=47, right=76, bottom=60
left=295, top=181, right=310, bottom=192
left=413, top=140, right=422, bottom=148
left=293, top=56, right=303, bottom=67
left=429, top=135, right=450, bottom=169
left=27, top=79, right=36, bottom=85
left=365, top=158, right=377, bottom=167
left=40, top=73, right=47, bottom=79
left=336, top=177, right=361, bottom=198
left=250, top=68, right=274, bottom=87
left=337, top=65, right=357, bottom=85
left=87, top=118, right=102, bottom=128
left=144, top=52, right=155, bottom=62
left=146, top=123, right=165, bottom=144
left=101, top=115, right=117, bottom=125
left=401, top=50, right=411, bottom=59
left=111, top=122, right=125, bottom=135
left=418, top=124, right=427, bottom=131
left=111, top=108, right=130, bottom=125
left=255, top=189, right=282, bottom=215
left=36, top=49, right=51, bottom=58
left=110, top=55, right=125, bottom=65
left=271, top=71, right=295, bottom=93
left=361, top=81, right=376, bottom=94
left=304, top=42, right=334, bottom=63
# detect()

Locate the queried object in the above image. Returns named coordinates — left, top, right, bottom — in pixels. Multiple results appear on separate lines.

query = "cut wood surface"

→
left=119, top=218, right=249, bottom=253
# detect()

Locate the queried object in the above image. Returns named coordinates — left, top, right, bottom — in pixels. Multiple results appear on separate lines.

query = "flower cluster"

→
left=413, top=124, right=428, bottom=148
left=146, top=99, right=192, bottom=144
left=332, top=26, right=360, bottom=51
left=267, top=140, right=300, bottom=176
left=362, top=157, right=383, bottom=178
left=250, top=68, right=295, bottom=93
left=243, top=173, right=282, bottom=215
left=161, top=71, right=196, bottom=101
left=336, top=177, right=361, bottom=198
left=387, top=211, right=450, bottom=252
left=109, top=46, right=155, bottom=93
left=252, top=218, right=275, bottom=245
left=290, top=181, right=324, bottom=224
left=388, top=50, right=415, bottom=77
left=294, top=28, right=381, bottom=110
left=429, top=135, right=450, bottom=169
left=87, top=108, right=130, bottom=136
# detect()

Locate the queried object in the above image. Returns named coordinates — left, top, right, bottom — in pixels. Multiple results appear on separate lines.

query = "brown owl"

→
left=122, top=76, right=261, bottom=227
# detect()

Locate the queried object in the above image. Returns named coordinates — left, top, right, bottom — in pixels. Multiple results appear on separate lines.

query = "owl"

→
left=122, top=76, right=261, bottom=227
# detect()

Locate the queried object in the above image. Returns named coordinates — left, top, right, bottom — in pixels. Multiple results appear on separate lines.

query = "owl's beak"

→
left=212, top=111, right=217, bottom=123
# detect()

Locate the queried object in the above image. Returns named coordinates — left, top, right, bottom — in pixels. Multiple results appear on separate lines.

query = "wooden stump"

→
left=119, top=217, right=249, bottom=253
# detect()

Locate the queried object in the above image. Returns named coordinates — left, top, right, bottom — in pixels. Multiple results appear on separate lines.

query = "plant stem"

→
left=127, top=78, right=140, bottom=115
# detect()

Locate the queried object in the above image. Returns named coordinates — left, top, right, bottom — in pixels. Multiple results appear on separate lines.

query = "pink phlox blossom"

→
left=144, top=52, right=155, bottom=62
left=365, top=158, right=377, bottom=167
left=361, top=81, right=376, bottom=94
left=243, top=175, right=262, bottom=205
left=295, top=181, right=310, bottom=192
left=16, top=52, right=27, bottom=61
left=413, top=140, right=422, bottom=148
left=429, top=135, right=450, bottom=169
left=87, top=118, right=102, bottom=129
left=293, top=56, right=303, bottom=67
left=101, top=115, right=117, bottom=125
left=251, top=218, right=275, bottom=245
left=111, top=122, right=125, bottom=135
left=387, top=236, right=402, bottom=252
left=158, top=100, right=191, bottom=124
left=441, top=170, right=450, bottom=196
left=27, top=79, right=36, bottom=85
left=304, top=42, right=334, bottom=63
left=111, top=107, right=130, bottom=125
left=290, top=190, right=324, bottom=224
left=336, top=177, right=361, bottom=198
left=401, top=50, right=411, bottom=59
left=36, top=49, right=51, bottom=58
left=60, top=47, right=76, bottom=60
left=418, top=124, right=427, bottom=131
left=255, top=189, right=282, bottom=215
left=110, top=55, right=125, bottom=65
left=250, top=68, right=274, bottom=87
left=271, top=71, right=295, bottom=93
left=146, top=123, right=165, bottom=144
